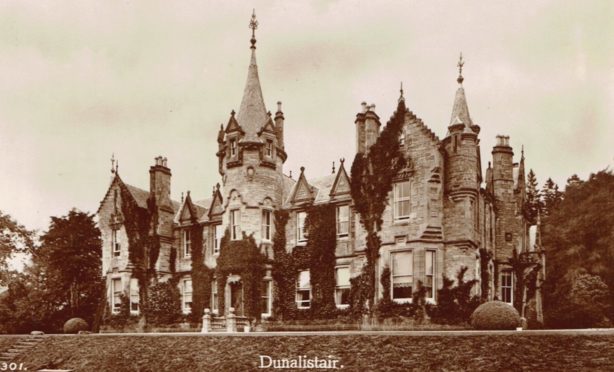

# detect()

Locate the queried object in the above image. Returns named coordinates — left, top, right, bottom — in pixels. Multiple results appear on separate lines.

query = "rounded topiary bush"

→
left=63, top=318, right=89, bottom=334
left=471, top=301, right=520, bottom=330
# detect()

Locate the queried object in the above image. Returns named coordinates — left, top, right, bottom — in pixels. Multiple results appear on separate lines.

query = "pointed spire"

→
left=448, top=53, right=473, bottom=130
left=110, top=153, right=116, bottom=174
left=237, top=10, right=268, bottom=142
left=399, top=82, right=405, bottom=102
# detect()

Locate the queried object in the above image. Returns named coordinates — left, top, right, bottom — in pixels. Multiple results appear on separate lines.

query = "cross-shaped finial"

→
left=457, top=52, right=465, bottom=84
left=249, top=9, right=258, bottom=49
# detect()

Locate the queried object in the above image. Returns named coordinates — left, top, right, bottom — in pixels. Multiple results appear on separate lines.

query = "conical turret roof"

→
left=236, top=11, right=268, bottom=142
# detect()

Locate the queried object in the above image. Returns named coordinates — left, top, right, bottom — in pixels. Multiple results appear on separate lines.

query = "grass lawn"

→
left=5, top=332, right=614, bottom=371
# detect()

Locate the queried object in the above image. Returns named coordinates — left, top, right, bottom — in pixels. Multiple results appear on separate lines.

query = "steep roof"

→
left=236, top=48, right=268, bottom=142
left=449, top=86, right=473, bottom=131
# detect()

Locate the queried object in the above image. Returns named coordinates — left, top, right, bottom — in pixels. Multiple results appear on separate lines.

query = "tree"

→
left=523, top=169, right=540, bottom=224
left=350, top=97, right=407, bottom=317
left=0, top=210, right=35, bottom=284
left=540, top=178, right=563, bottom=217
left=37, top=209, right=103, bottom=319
left=542, top=170, right=614, bottom=326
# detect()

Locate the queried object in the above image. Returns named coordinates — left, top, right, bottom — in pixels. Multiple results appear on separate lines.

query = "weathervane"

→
left=249, top=9, right=258, bottom=49
left=457, top=52, right=464, bottom=84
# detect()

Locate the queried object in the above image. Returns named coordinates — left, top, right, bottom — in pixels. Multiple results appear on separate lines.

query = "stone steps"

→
left=0, top=331, right=45, bottom=362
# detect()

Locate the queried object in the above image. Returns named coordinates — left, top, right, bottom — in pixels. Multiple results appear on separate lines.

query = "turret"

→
left=216, top=11, right=286, bottom=245
left=275, top=101, right=284, bottom=149
left=442, top=54, right=482, bottom=247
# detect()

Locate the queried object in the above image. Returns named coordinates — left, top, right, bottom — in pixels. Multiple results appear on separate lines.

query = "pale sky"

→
left=0, top=0, right=612, bottom=233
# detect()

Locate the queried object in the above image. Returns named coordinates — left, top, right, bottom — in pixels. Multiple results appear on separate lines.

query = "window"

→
left=112, top=230, right=121, bottom=257
left=335, top=267, right=351, bottom=308
left=213, top=224, right=223, bottom=255
left=111, top=278, right=122, bottom=313
left=266, top=140, right=273, bottom=157
left=262, top=209, right=272, bottom=241
left=391, top=251, right=413, bottom=301
left=297, top=211, right=307, bottom=243
left=211, top=280, right=218, bottom=314
left=129, top=278, right=139, bottom=314
left=230, top=139, right=237, bottom=157
left=261, top=280, right=272, bottom=317
left=393, top=181, right=411, bottom=220
left=182, top=279, right=193, bottom=313
left=425, top=250, right=436, bottom=301
left=336, top=205, right=350, bottom=238
left=230, top=209, right=241, bottom=240
left=501, top=272, right=513, bottom=304
left=399, top=129, right=406, bottom=146
left=296, top=270, right=311, bottom=309
left=183, top=230, right=191, bottom=258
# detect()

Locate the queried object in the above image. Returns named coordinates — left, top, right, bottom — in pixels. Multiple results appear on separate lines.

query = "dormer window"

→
left=266, top=140, right=273, bottom=157
left=230, top=139, right=237, bottom=157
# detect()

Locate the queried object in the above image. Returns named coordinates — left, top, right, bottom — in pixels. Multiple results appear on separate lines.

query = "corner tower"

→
left=441, top=54, right=483, bottom=267
left=216, top=11, right=287, bottom=246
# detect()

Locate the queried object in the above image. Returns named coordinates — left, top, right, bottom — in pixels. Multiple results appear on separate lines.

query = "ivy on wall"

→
left=304, top=204, right=337, bottom=317
left=189, top=223, right=213, bottom=322
left=216, top=229, right=267, bottom=321
left=350, top=97, right=408, bottom=317
left=118, top=182, right=158, bottom=324
left=271, top=210, right=296, bottom=320
left=479, top=248, right=492, bottom=302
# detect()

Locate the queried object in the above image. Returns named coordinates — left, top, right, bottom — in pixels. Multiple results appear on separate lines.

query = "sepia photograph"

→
left=0, top=1, right=612, bottom=371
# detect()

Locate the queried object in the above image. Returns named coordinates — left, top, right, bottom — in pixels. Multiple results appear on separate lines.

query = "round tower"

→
left=442, top=54, right=482, bottom=249
left=216, top=12, right=287, bottom=246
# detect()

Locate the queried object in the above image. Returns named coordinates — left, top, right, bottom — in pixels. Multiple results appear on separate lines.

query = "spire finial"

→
left=249, top=9, right=258, bottom=50
left=521, top=144, right=525, bottom=159
left=332, top=161, right=336, bottom=174
left=457, top=52, right=464, bottom=85
left=110, top=153, right=115, bottom=174
left=399, top=82, right=404, bottom=102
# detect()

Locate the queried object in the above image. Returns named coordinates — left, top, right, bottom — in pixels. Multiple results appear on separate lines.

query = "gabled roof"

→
left=329, top=160, right=351, bottom=198
left=175, top=194, right=210, bottom=224
left=97, top=174, right=180, bottom=215
left=287, top=168, right=315, bottom=205
left=236, top=48, right=268, bottom=142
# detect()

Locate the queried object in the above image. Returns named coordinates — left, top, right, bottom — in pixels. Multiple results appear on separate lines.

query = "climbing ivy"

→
left=304, top=204, right=337, bottom=318
left=118, top=182, right=159, bottom=324
left=271, top=210, right=296, bottom=320
left=216, top=230, right=267, bottom=321
left=189, top=223, right=213, bottom=322
left=350, top=97, right=408, bottom=316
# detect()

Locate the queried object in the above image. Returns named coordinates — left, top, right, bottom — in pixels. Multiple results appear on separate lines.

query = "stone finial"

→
left=340, top=157, right=345, bottom=165
left=289, top=170, right=293, bottom=179
left=181, top=192, right=184, bottom=203
left=267, top=110, right=272, bottom=117
left=249, top=9, right=258, bottom=49
left=457, top=52, right=465, bottom=85
left=399, top=81, right=404, bottom=102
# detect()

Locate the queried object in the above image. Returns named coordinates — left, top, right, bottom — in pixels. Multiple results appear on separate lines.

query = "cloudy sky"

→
left=0, top=0, right=612, bottom=232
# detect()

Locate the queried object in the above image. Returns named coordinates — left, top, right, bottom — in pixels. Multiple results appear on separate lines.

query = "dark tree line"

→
left=0, top=209, right=103, bottom=333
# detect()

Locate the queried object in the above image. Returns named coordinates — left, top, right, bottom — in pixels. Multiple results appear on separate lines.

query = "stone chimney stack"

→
left=150, top=156, right=172, bottom=212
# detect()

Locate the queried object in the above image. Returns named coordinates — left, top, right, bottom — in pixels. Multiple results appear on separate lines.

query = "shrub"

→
left=63, top=317, right=89, bottom=334
left=430, top=267, right=480, bottom=324
left=471, top=301, right=520, bottom=330
left=145, top=281, right=182, bottom=325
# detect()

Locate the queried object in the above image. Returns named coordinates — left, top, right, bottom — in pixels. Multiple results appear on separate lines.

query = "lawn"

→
left=6, top=332, right=614, bottom=371
left=0, top=336, right=23, bottom=353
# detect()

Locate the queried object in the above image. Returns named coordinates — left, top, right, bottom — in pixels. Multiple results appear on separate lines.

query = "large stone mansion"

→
left=98, top=14, right=533, bottom=320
